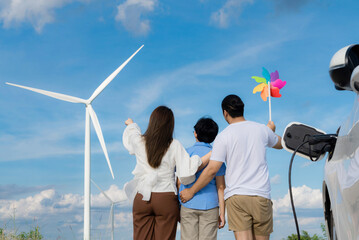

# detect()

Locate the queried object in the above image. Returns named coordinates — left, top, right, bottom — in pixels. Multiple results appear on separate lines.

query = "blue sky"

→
left=0, top=0, right=359, bottom=239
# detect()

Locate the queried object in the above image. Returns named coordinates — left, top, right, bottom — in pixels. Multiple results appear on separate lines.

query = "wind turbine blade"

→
left=90, top=179, right=113, bottom=203
left=87, top=105, right=115, bottom=179
left=6, top=82, right=87, bottom=104
left=88, top=45, right=144, bottom=102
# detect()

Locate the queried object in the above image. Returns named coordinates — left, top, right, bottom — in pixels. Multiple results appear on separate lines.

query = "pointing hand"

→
left=125, top=118, right=134, bottom=126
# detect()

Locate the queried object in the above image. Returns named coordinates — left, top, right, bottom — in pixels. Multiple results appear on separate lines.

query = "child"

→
left=178, top=117, right=226, bottom=240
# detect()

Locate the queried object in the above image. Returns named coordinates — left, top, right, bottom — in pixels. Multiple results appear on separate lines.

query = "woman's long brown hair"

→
left=143, top=106, right=174, bottom=168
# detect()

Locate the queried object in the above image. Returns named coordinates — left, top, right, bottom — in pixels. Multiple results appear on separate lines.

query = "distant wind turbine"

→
left=6, top=45, right=143, bottom=240
left=91, top=179, right=125, bottom=240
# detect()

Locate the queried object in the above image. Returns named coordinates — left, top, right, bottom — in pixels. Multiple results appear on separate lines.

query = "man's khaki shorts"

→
left=226, top=195, right=273, bottom=236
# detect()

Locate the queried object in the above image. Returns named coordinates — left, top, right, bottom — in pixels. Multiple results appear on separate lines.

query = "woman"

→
left=123, top=106, right=210, bottom=240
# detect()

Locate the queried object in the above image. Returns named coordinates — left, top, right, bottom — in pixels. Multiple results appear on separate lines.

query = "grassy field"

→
left=0, top=225, right=42, bottom=240
left=0, top=210, right=43, bottom=240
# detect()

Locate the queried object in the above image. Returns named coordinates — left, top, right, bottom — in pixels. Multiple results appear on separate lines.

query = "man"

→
left=180, top=94, right=282, bottom=240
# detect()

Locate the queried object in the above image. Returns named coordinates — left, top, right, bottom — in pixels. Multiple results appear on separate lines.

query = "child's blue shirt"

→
left=179, top=142, right=226, bottom=210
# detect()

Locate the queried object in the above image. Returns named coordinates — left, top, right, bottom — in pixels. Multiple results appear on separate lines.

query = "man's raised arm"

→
left=267, top=120, right=283, bottom=149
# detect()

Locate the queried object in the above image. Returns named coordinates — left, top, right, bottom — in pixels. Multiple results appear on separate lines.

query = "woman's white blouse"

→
left=122, top=123, right=202, bottom=201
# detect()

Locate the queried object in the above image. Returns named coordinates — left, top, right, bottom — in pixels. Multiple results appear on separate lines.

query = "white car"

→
left=282, top=44, right=359, bottom=240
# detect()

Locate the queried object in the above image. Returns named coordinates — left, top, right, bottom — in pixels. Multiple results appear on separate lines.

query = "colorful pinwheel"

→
left=252, top=67, right=286, bottom=101
left=251, top=67, right=286, bottom=120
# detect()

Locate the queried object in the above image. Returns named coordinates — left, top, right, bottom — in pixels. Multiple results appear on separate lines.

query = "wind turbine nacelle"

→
left=329, top=44, right=359, bottom=91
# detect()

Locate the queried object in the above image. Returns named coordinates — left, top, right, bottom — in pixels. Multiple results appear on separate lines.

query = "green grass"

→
left=0, top=208, right=43, bottom=240
left=0, top=226, right=43, bottom=240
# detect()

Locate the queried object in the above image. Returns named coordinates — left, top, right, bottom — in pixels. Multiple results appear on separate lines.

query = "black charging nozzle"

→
left=306, top=134, right=337, bottom=161
left=307, top=134, right=338, bottom=145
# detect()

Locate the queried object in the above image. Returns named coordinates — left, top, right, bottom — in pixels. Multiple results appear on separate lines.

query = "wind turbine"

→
left=6, top=45, right=143, bottom=240
left=91, top=179, right=125, bottom=240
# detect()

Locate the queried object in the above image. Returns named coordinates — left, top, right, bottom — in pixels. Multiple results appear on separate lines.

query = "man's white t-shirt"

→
left=211, top=121, right=278, bottom=200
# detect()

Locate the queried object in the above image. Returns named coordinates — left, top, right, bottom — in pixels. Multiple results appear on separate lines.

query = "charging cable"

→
left=288, top=140, right=309, bottom=240
left=288, top=134, right=337, bottom=240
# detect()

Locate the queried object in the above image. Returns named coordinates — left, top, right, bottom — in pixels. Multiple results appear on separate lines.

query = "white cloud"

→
left=210, top=0, right=253, bottom=28
left=0, top=0, right=83, bottom=33
left=0, top=184, right=129, bottom=220
left=0, top=189, right=80, bottom=219
left=115, top=0, right=157, bottom=36
left=270, top=174, right=281, bottom=184
left=271, top=186, right=325, bottom=239
left=273, top=185, right=322, bottom=214
left=0, top=184, right=132, bottom=239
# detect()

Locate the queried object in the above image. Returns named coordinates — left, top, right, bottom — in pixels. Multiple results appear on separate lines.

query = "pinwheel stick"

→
left=268, top=82, right=272, bottom=121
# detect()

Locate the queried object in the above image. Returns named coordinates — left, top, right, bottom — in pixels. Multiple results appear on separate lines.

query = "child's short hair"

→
left=194, top=117, right=219, bottom=143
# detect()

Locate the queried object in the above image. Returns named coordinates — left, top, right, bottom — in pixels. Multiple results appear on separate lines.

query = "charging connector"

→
left=307, top=134, right=337, bottom=161
left=308, top=134, right=338, bottom=145
left=288, top=133, right=337, bottom=240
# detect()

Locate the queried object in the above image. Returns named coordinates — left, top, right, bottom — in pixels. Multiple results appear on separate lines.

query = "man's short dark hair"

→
left=221, top=94, right=244, bottom=118
left=194, top=117, right=218, bottom=143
